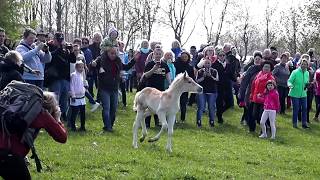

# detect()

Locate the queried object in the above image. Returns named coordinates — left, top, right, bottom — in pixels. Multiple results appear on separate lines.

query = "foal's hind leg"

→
left=139, top=109, right=151, bottom=142
left=133, top=110, right=144, bottom=148
left=148, top=111, right=168, bottom=142
left=166, top=115, right=175, bottom=153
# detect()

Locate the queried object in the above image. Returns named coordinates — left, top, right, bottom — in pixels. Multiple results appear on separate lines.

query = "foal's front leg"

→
left=166, top=115, right=175, bottom=153
left=148, top=111, right=168, bottom=142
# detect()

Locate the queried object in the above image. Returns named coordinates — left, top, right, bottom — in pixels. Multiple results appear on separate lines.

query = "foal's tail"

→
left=133, top=91, right=141, bottom=112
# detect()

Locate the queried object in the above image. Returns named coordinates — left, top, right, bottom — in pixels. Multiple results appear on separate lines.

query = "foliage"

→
left=0, top=0, right=22, bottom=39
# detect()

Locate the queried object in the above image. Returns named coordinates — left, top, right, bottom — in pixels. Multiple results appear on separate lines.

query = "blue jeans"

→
left=99, top=89, right=118, bottom=130
left=197, top=93, right=217, bottom=124
left=48, top=80, right=70, bottom=116
left=25, top=80, right=44, bottom=89
left=292, top=97, right=307, bottom=126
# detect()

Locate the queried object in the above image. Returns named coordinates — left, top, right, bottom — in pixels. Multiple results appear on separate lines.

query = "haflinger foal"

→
left=132, top=71, right=203, bottom=152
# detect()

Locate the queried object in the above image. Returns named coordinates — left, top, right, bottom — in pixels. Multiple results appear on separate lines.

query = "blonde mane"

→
left=168, top=73, right=185, bottom=90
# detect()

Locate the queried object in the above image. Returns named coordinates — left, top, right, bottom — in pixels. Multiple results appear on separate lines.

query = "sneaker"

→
left=90, top=103, right=100, bottom=112
left=103, top=127, right=113, bottom=132
left=218, top=117, right=224, bottom=124
left=209, top=121, right=214, bottom=127
left=259, top=134, right=267, bottom=138
left=302, top=125, right=310, bottom=129
left=79, top=127, right=86, bottom=132
left=293, top=124, right=298, bottom=128
left=196, top=120, right=202, bottom=128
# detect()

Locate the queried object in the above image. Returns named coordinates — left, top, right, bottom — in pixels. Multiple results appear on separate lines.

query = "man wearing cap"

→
left=45, top=32, right=77, bottom=122
left=15, top=28, right=52, bottom=88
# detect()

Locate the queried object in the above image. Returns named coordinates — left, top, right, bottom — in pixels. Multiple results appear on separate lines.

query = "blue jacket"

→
left=16, top=41, right=51, bottom=80
left=81, top=47, right=93, bottom=65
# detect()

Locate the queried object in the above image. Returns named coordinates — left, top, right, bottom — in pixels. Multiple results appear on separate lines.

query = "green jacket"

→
left=287, top=68, right=309, bottom=98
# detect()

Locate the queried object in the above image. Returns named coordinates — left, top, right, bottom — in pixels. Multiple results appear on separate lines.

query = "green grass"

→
left=30, top=93, right=320, bottom=179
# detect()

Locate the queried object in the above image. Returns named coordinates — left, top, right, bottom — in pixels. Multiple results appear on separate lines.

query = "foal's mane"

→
left=168, top=73, right=185, bottom=90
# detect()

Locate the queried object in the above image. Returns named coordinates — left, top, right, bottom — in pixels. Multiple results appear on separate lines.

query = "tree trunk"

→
left=56, top=0, right=63, bottom=32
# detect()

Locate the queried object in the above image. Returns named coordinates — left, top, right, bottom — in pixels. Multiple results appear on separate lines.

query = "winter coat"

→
left=272, top=63, right=290, bottom=87
left=250, top=71, right=275, bottom=104
left=288, top=68, right=309, bottom=98
left=257, top=89, right=280, bottom=111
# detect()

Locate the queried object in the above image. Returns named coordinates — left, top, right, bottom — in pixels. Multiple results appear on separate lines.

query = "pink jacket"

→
left=314, top=69, right=320, bottom=96
left=257, top=89, right=280, bottom=111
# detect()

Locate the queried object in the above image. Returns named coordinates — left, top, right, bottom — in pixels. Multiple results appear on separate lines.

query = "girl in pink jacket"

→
left=258, top=80, right=280, bottom=139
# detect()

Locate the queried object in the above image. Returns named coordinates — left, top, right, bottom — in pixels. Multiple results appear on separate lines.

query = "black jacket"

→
left=0, top=45, right=9, bottom=59
left=174, top=58, right=195, bottom=79
left=0, top=61, right=24, bottom=90
left=96, top=53, right=135, bottom=92
left=45, top=46, right=77, bottom=85
left=238, top=64, right=262, bottom=104
left=225, top=51, right=241, bottom=80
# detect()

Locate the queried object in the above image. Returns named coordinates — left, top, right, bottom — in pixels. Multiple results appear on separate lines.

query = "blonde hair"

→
left=171, top=40, right=181, bottom=49
left=298, top=54, right=310, bottom=65
left=43, top=92, right=61, bottom=122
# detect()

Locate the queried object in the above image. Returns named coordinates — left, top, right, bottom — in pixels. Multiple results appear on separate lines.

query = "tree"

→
left=214, top=0, right=230, bottom=46
left=264, top=0, right=277, bottom=48
left=161, top=0, right=197, bottom=45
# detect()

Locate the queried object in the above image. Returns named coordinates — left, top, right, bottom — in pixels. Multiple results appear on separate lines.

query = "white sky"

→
left=150, top=0, right=307, bottom=51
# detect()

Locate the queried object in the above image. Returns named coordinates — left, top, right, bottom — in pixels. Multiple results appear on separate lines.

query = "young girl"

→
left=163, top=51, right=176, bottom=89
left=259, top=80, right=280, bottom=139
left=69, top=61, right=86, bottom=131
left=196, top=59, right=219, bottom=127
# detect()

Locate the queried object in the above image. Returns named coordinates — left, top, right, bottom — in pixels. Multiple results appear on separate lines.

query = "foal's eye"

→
left=188, top=81, right=192, bottom=83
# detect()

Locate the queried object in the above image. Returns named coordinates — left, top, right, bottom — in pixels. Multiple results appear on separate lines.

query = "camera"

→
left=65, top=43, right=73, bottom=51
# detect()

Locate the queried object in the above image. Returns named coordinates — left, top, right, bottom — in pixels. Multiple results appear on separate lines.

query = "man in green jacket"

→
left=287, top=59, right=310, bottom=129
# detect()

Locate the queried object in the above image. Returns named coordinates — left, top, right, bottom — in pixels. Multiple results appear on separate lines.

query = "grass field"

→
left=30, top=93, right=320, bottom=179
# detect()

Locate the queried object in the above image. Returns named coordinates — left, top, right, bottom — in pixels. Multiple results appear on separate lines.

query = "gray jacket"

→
left=272, top=63, right=290, bottom=87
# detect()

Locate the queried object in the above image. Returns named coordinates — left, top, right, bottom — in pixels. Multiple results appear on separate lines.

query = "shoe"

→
left=302, top=125, right=310, bottom=129
left=209, top=121, right=214, bottom=127
left=218, top=118, right=224, bottom=124
left=259, top=134, right=267, bottom=138
left=79, top=127, right=86, bottom=132
left=196, top=120, right=202, bottom=128
left=90, top=103, right=100, bottom=112
left=293, top=124, right=298, bottom=128
left=103, top=127, right=113, bottom=132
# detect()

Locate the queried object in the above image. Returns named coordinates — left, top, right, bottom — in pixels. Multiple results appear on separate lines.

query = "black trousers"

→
left=188, top=94, right=196, bottom=106
left=120, top=80, right=127, bottom=106
left=278, top=86, right=288, bottom=113
left=180, top=92, right=189, bottom=121
left=216, top=86, right=233, bottom=122
left=145, top=115, right=159, bottom=128
left=0, top=149, right=31, bottom=180
left=69, top=105, right=86, bottom=129
left=248, top=102, right=264, bottom=132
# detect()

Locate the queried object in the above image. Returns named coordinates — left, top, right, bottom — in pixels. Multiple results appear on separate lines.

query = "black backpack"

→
left=0, top=80, right=44, bottom=172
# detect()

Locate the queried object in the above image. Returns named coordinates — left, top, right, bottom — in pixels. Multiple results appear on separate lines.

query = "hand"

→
left=91, top=61, right=97, bottom=67
left=31, top=70, right=41, bottom=76
left=36, top=42, right=45, bottom=50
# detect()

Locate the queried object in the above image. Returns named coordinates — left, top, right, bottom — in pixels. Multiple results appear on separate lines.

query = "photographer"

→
left=45, top=32, right=77, bottom=122
left=16, top=28, right=51, bottom=89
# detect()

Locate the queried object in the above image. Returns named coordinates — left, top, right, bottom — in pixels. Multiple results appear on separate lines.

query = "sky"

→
left=150, top=0, right=307, bottom=51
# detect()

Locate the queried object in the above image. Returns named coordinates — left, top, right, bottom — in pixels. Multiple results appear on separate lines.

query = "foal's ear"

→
left=184, top=71, right=188, bottom=79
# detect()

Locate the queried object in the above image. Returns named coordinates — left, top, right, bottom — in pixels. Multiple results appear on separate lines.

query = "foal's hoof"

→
left=166, top=147, right=173, bottom=153
left=132, top=144, right=138, bottom=149
left=148, top=138, right=158, bottom=143
left=139, top=136, right=146, bottom=142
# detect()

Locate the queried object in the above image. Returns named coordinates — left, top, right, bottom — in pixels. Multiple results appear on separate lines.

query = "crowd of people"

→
left=0, top=25, right=319, bottom=178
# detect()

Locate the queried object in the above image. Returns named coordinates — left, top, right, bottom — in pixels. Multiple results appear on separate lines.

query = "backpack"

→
left=0, top=80, right=44, bottom=172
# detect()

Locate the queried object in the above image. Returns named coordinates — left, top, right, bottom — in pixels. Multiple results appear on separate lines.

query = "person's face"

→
left=25, top=33, right=36, bottom=45
left=82, top=40, right=89, bottom=48
left=190, top=48, right=197, bottom=55
left=280, top=56, right=288, bottom=64
left=164, top=53, right=173, bottom=61
left=264, top=51, right=271, bottom=59
left=74, top=41, right=81, bottom=47
left=218, top=53, right=225, bottom=61
left=107, top=48, right=118, bottom=60
left=76, top=64, right=84, bottom=73
left=37, top=35, right=46, bottom=43
left=301, top=61, right=308, bottom=71
left=0, top=32, right=6, bottom=45
left=93, top=34, right=102, bottom=44
left=254, top=56, right=262, bottom=65
left=109, top=31, right=118, bottom=40
left=141, top=41, right=149, bottom=49
left=73, top=46, right=80, bottom=56
left=181, top=53, right=189, bottom=62
left=223, top=46, right=230, bottom=53
left=267, top=83, right=274, bottom=91
left=206, top=49, right=214, bottom=57
left=262, top=63, right=271, bottom=72
left=153, top=51, right=163, bottom=61
left=204, top=60, right=211, bottom=68
left=271, top=51, right=278, bottom=60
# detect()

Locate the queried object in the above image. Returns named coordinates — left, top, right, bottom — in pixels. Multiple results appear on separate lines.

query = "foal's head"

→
left=172, top=72, right=203, bottom=93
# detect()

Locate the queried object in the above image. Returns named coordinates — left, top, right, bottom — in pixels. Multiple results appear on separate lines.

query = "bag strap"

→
left=22, top=129, right=42, bottom=172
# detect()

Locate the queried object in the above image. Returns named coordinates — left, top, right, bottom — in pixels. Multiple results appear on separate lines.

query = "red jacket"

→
left=0, top=111, right=67, bottom=156
left=314, top=69, right=320, bottom=96
left=250, top=71, right=275, bottom=104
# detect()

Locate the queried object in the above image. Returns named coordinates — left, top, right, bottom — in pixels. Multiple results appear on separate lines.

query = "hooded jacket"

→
left=0, top=61, right=24, bottom=90
left=287, top=68, right=309, bottom=98
left=250, top=71, right=275, bottom=104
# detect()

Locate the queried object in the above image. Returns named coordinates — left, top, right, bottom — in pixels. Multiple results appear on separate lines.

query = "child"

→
left=259, top=80, right=280, bottom=139
left=196, top=59, right=219, bottom=127
left=100, top=27, right=119, bottom=52
left=69, top=61, right=86, bottom=131
left=163, top=51, right=176, bottom=89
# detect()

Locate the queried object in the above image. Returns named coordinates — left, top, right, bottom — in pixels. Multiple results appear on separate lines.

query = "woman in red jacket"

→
left=0, top=92, right=67, bottom=180
left=248, top=61, right=275, bottom=132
